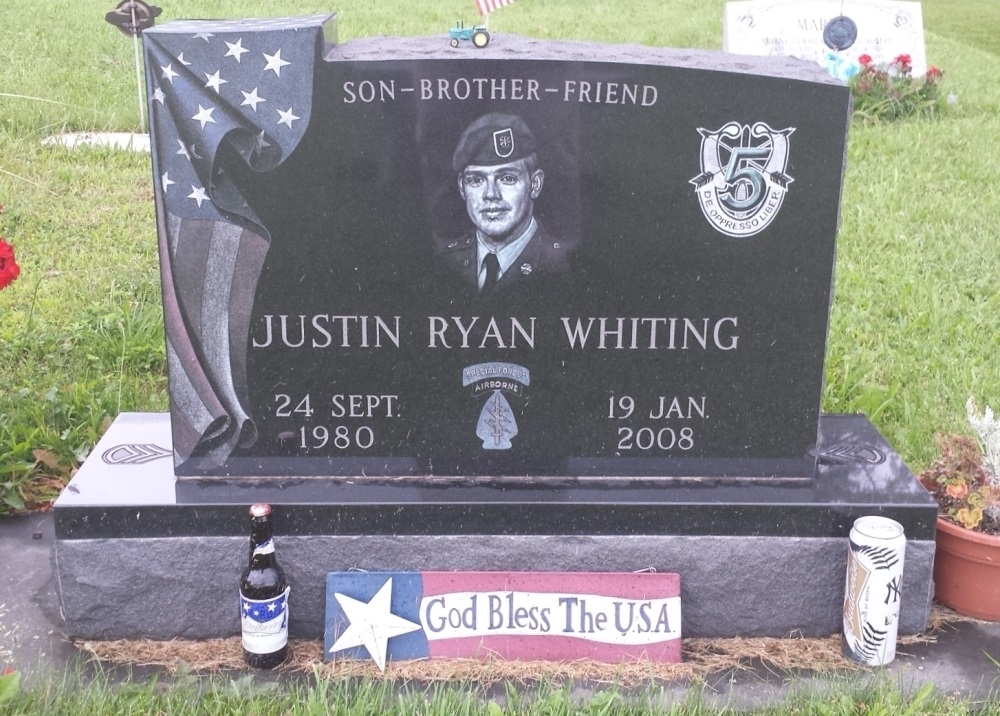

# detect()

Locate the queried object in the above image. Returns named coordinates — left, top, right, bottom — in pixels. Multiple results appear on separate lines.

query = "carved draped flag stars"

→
left=225, top=39, right=249, bottom=62
left=191, top=105, right=216, bottom=129
left=143, top=15, right=329, bottom=221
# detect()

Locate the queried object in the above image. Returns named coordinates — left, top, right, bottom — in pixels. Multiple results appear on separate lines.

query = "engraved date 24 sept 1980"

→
left=273, top=393, right=398, bottom=450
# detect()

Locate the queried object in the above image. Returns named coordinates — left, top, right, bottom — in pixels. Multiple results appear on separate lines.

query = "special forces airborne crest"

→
left=690, top=121, right=795, bottom=238
left=462, top=362, right=530, bottom=450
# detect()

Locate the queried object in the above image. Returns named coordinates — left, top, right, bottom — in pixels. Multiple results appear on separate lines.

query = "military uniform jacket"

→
left=440, top=222, right=571, bottom=297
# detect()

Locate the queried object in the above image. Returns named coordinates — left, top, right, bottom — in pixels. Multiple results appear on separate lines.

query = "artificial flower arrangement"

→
left=821, top=52, right=947, bottom=122
left=919, top=399, right=1000, bottom=534
left=0, top=202, right=22, bottom=292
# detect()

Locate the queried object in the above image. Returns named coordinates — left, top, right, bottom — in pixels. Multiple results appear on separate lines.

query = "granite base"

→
left=53, top=412, right=938, bottom=640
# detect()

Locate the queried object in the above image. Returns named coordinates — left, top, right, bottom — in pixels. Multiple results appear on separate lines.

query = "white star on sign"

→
left=225, top=39, right=249, bottom=63
left=263, top=49, right=291, bottom=76
left=188, top=185, right=210, bottom=207
left=153, top=86, right=165, bottom=104
left=204, top=70, right=227, bottom=93
left=193, top=30, right=214, bottom=42
left=176, top=52, right=192, bottom=66
left=160, top=63, right=179, bottom=84
left=161, top=172, right=174, bottom=190
left=241, top=88, right=266, bottom=111
left=192, top=104, right=216, bottom=129
left=329, top=578, right=421, bottom=673
left=277, top=107, right=299, bottom=128
left=176, top=138, right=191, bottom=160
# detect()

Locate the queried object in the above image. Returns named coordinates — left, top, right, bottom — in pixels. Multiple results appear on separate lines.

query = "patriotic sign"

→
left=325, top=571, right=681, bottom=669
left=475, top=0, right=515, bottom=16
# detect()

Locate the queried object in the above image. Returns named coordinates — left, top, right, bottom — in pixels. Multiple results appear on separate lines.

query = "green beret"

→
left=453, top=113, right=537, bottom=173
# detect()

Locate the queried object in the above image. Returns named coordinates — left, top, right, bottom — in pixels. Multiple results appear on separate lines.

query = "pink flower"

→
left=858, top=54, right=873, bottom=65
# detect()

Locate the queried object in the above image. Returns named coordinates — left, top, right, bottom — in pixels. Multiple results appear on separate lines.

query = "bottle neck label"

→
left=240, top=587, right=289, bottom=654
left=252, top=539, right=275, bottom=558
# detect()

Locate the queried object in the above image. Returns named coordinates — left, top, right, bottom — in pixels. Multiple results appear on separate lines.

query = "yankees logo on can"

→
left=842, top=516, right=906, bottom=666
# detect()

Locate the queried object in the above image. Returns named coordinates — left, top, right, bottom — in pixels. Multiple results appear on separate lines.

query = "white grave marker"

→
left=723, top=0, right=926, bottom=75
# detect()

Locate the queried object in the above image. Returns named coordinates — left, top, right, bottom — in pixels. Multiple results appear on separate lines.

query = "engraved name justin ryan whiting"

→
left=690, top=121, right=795, bottom=238
left=463, top=362, right=530, bottom=450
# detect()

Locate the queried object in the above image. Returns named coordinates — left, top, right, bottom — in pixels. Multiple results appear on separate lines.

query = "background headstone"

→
left=724, top=0, right=927, bottom=74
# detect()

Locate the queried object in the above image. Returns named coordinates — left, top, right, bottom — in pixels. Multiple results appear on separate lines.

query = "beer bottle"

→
left=240, top=503, right=289, bottom=668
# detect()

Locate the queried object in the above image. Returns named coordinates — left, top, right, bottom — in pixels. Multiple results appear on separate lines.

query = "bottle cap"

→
left=249, top=503, right=272, bottom=518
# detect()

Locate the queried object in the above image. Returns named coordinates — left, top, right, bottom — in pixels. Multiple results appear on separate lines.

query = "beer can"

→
left=842, top=516, right=906, bottom=666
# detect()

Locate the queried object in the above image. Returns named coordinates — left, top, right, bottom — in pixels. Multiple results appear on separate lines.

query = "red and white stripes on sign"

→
left=475, top=0, right=514, bottom=16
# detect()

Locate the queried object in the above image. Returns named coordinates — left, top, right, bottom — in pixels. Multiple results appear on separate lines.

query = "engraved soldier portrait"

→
left=441, top=112, right=572, bottom=299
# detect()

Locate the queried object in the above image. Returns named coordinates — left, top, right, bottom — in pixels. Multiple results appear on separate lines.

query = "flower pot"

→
left=933, top=517, right=1000, bottom=621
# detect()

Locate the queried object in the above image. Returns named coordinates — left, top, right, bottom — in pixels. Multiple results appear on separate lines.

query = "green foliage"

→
left=758, top=679, right=979, bottom=716
left=2, top=672, right=1000, bottom=715
left=0, top=670, right=20, bottom=705
left=1, top=0, right=999, bottom=514
left=922, top=0, right=1000, bottom=57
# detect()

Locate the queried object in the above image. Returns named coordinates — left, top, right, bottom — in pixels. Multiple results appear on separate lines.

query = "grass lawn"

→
left=2, top=0, right=999, bottom=505
left=0, top=0, right=999, bottom=711
left=3, top=0, right=998, bottom=510
left=1, top=668, right=1000, bottom=715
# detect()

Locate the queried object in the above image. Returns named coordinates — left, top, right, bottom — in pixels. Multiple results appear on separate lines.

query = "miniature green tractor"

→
left=449, top=20, right=490, bottom=48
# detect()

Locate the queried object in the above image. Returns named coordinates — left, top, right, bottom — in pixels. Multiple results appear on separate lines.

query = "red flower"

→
left=0, top=238, right=20, bottom=291
left=858, top=54, right=873, bottom=65
left=926, top=66, right=943, bottom=81
left=894, top=53, right=912, bottom=67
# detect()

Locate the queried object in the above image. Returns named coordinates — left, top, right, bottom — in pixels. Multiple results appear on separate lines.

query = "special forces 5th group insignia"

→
left=690, top=121, right=795, bottom=238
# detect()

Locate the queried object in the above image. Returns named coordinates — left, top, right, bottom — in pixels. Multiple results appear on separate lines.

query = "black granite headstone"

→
left=144, top=16, right=850, bottom=481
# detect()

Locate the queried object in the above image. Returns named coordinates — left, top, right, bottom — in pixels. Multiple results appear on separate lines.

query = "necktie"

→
left=482, top=252, right=500, bottom=294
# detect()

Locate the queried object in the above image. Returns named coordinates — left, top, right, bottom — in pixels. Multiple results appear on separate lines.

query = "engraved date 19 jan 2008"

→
left=608, top=394, right=706, bottom=452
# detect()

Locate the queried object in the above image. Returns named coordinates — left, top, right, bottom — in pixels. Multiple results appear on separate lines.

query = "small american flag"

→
left=475, top=0, right=515, bottom=16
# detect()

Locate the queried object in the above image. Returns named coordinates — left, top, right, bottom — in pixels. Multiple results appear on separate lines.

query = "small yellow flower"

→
left=954, top=507, right=984, bottom=530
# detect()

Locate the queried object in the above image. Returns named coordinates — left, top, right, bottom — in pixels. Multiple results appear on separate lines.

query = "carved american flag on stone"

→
left=143, top=14, right=334, bottom=469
